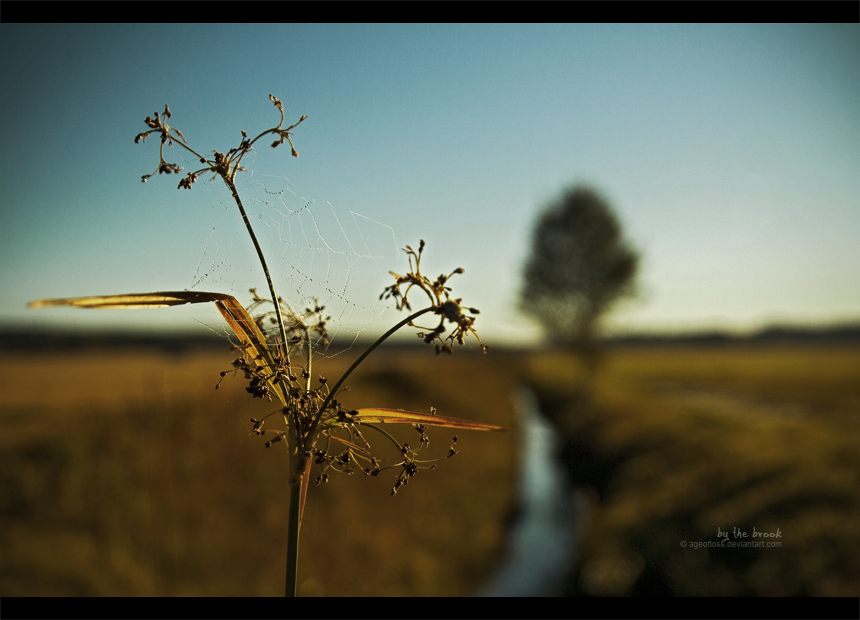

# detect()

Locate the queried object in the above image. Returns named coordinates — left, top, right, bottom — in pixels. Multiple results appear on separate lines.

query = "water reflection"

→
left=476, top=387, right=583, bottom=597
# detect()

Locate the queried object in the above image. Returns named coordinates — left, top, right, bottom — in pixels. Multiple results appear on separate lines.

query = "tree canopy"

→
left=520, top=185, right=638, bottom=350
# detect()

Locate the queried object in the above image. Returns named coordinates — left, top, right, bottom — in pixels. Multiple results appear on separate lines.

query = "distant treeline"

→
left=2, top=323, right=859, bottom=353
left=605, top=324, right=860, bottom=346
left=0, top=329, right=228, bottom=353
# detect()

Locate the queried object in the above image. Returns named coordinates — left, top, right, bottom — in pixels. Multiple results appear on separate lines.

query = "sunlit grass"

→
left=598, top=344, right=860, bottom=414
left=527, top=343, right=860, bottom=596
left=0, top=349, right=517, bottom=596
left=8, top=342, right=856, bottom=595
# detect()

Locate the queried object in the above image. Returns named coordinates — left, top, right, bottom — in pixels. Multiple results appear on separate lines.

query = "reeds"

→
left=30, top=96, right=503, bottom=596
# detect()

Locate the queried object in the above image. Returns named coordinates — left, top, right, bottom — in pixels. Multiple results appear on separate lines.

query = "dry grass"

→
left=0, top=347, right=517, bottom=596
left=528, top=343, right=860, bottom=596
left=7, top=342, right=857, bottom=596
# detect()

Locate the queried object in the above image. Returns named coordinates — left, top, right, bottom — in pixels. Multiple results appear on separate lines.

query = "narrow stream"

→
left=475, top=387, right=584, bottom=597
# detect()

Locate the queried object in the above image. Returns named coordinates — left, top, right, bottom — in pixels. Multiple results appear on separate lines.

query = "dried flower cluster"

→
left=381, top=240, right=488, bottom=355
left=134, top=95, right=306, bottom=189
left=131, top=97, right=493, bottom=495
left=215, top=273, right=472, bottom=494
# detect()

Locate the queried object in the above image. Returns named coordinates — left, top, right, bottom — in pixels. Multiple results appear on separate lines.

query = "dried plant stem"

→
left=223, top=176, right=292, bottom=369
left=222, top=163, right=436, bottom=599
left=283, top=306, right=435, bottom=596
left=305, top=331, right=313, bottom=392
left=311, top=306, right=435, bottom=431
left=224, top=175, right=304, bottom=597
left=286, top=478, right=302, bottom=597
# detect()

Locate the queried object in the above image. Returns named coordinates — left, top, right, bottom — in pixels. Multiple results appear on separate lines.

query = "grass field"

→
left=528, top=343, right=860, bottom=596
left=0, top=347, right=518, bottom=596
left=2, top=342, right=858, bottom=596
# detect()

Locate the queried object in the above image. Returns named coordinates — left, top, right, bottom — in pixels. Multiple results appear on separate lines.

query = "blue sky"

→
left=1, top=24, right=858, bottom=346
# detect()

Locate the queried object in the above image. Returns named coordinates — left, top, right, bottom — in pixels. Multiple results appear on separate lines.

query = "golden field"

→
left=528, top=343, right=860, bottom=596
left=0, top=346, right=517, bottom=596
left=1, top=341, right=858, bottom=596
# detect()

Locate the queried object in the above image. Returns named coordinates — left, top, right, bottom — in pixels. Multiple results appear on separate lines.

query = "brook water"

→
left=476, top=387, right=585, bottom=596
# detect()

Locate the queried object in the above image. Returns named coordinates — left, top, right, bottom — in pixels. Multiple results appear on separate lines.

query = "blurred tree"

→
left=520, top=185, right=639, bottom=356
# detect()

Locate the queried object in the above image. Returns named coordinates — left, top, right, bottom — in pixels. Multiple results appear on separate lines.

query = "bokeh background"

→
left=2, top=24, right=859, bottom=597
left=2, top=23, right=858, bottom=341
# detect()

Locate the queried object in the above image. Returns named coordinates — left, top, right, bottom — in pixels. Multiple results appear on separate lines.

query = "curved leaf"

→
left=28, top=291, right=233, bottom=309
left=214, top=296, right=276, bottom=366
left=213, top=296, right=290, bottom=406
left=29, top=290, right=289, bottom=405
left=354, top=408, right=505, bottom=431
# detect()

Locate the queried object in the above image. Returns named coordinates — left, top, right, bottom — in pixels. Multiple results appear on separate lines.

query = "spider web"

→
left=184, top=155, right=403, bottom=360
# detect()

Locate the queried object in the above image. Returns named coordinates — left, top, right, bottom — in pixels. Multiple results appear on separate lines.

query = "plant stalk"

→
left=223, top=176, right=291, bottom=369
left=285, top=478, right=302, bottom=597
left=310, top=306, right=435, bottom=430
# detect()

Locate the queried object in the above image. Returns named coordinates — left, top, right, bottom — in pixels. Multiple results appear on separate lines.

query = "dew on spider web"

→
left=183, top=160, right=402, bottom=361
